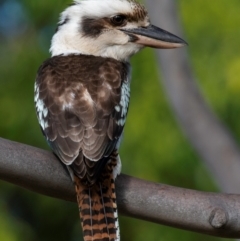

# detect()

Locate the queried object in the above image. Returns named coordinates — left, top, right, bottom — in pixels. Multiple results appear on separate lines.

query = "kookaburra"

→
left=34, top=0, right=186, bottom=240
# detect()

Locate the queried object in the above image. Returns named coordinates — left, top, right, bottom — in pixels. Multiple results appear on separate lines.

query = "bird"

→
left=34, top=0, right=186, bottom=240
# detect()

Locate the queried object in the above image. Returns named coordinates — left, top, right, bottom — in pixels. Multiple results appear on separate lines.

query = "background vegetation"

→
left=0, top=0, right=240, bottom=240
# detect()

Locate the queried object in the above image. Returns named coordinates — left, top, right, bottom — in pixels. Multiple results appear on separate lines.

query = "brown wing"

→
left=35, top=54, right=130, bottom=184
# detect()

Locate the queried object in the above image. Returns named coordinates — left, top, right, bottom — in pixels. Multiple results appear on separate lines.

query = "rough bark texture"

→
left=1, top=137, right=240, bottom=238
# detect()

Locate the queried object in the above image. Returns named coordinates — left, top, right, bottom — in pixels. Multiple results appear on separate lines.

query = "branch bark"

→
left=1, top=137, right=240, bottom=238
left=145, top=0, right=240, bottom=193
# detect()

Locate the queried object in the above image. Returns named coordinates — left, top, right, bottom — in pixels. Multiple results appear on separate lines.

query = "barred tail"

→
left=74, top=164, right=120, bottom=241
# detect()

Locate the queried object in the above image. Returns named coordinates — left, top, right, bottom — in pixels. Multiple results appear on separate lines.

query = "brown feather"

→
left=35, top=54, right=128, bottom=241
left=75, top=153, right=119, bottom=241
left=35, top=54, right=130, bottom=184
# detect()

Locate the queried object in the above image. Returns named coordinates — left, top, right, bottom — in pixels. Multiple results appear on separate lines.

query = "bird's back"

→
left=35, top=54, right=129, bottom=183
left=35, top=54, right=129, bottom=241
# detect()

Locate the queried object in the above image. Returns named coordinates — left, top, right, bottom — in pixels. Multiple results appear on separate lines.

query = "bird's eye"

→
left=111, top=15, right=126, bottom=26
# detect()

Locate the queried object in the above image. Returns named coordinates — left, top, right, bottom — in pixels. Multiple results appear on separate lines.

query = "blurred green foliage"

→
left=0, top=0, right=239, bottom=240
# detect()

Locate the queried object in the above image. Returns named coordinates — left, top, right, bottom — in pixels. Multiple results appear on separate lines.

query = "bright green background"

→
left=0, top=0, right=240, bottom=240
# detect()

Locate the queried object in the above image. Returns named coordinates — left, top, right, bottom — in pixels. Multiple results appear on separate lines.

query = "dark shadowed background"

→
left=0, top=0, right=240, bottom=240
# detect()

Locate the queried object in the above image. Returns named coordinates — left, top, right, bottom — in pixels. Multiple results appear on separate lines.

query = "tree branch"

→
left=145, top=0, right=240, bottom=193
left=1, top=137, right=240, bottom=238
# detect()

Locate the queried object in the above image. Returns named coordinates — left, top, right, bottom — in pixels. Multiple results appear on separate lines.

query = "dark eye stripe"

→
left=81, top=17, right=105, bottom=38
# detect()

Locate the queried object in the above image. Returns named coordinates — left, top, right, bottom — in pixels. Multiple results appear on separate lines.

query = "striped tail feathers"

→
left=74, top=161, right=120, bottom=241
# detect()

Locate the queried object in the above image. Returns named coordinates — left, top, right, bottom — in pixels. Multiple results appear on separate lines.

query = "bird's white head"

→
left=50, top=0, right=186, bottom=61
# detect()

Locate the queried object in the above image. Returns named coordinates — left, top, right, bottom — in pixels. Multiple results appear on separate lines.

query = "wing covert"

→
left=34, top=54, right=130, bottom=182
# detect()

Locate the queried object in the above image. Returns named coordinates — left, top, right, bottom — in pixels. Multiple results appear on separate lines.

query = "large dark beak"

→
left=121, top=24, right=187, bottom=49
